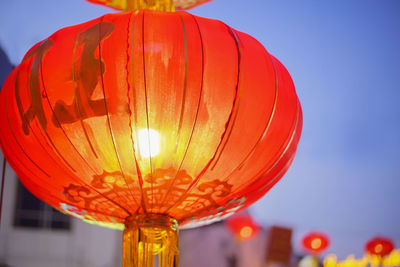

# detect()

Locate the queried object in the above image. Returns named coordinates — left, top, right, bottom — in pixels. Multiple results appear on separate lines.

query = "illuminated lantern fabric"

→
left=366, top=237, right=394, bottom=257
left=0, top=9, right=302, bottom=230
left=0, top=9, right=302, bottom=267
left=226, top=213, right=260, bottom=241
left=86, top=0, right=212, bottom=11
left=302, top=232, right=330, bottom=254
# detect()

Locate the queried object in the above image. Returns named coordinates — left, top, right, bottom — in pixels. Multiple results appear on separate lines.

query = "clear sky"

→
left=1, top=0, right=399, bottom=260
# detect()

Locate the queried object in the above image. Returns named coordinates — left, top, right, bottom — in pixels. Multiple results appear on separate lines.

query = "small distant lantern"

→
left=366, top=237, right=394, bottom=257
left=302, top=232, right=330, bottom=255
left=226, top=213, right=260, bottom=241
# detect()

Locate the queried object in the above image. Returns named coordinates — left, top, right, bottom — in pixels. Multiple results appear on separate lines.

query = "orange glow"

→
left=311, top=238, right=322, bottom=250
left=303, top=232, right=329, bottom=254
left=239, top=226, right=253, bottom=239
left=226, top=213, right=259, bottom=241
left=375, top=244, right=384, bottom=254
left=0, top=10, right=302, bottom=230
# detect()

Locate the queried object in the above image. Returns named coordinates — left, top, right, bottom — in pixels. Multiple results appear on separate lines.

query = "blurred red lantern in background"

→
left=226, top=213, right=260, bottom=241
left=302, top=232, right=330, bottom=255
left=0, top=5, right=302, bottom=267
left=366, top=237, right=394, bottom=257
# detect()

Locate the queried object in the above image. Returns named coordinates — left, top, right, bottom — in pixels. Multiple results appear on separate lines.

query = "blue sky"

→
left=1, top=0, right=399, bottom=259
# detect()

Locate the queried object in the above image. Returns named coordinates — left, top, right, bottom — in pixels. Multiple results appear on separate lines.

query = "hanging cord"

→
left=0, top=157, right=6, bottom=229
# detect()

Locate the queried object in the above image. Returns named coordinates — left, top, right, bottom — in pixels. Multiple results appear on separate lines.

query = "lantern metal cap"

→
left=125, top=213, right=178, bottom=231
left=126, top=0, right=175, bottom=12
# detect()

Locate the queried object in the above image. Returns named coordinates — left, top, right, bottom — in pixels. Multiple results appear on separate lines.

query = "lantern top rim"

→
left=86, top=0, right=213, bottom=12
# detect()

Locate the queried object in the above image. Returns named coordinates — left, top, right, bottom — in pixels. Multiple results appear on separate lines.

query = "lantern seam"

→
left=162, top=12, right=207, bottom=216
left=236, top=50, right=279, bottom=171
left=4, top=69, right=130, bottom=220
left=18, top=41, right=78, bottom=173
left=197, top=31, right=280, bottom=201
left=39, top=84, right=134, bottom=216
left=5, top=69, right=50, bottom=178
left=125, top=11, right=147, bottom=214
left=174, top=14, right=189, bottom=153
left=212, top=43, right=280, bottom=193
left=235, top=99, right=301, bottom=199
left=158, top=12, right=203, bottom=213
left=38, top=37, right=134, bottom=216
left=98, top=14, right=141, bottom=213
left=71, top=29, right=99, bottom=159
left=165, top=18, right=243, bottom=218
left=209, top=22, right=242, bottom=171
left=228, top=57, right=302, bottom=199
left=141, top=10, right=155, bottom=213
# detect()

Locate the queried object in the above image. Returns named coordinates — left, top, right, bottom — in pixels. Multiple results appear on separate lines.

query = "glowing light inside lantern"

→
left=138, top=129, right=160, bottom=158
left=311, top=238, right=322, bottom=250
left=375, top=244, right=383, bottom=254
left=239, top=226, right=253, bottom=239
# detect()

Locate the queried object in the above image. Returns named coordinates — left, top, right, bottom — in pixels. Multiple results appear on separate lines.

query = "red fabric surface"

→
left=0, top=10, right=302, bottom=229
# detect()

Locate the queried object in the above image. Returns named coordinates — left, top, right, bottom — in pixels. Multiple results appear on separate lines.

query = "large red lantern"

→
left=366, top=237, right=394, bottom=257
left=0, top=5, right=302, bottom=267
left=226, top=213, right=260, bottom=241
left=302, top=232, right=330, bottom=255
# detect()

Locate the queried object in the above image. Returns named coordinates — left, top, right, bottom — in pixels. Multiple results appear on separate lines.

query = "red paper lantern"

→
left=302, top=232, right=330, bottom=254
left=0, top=9, right=302, bottom=266
left=226, top=213, right=260, bottom=241
left=366, top=237, right=394, bottom=257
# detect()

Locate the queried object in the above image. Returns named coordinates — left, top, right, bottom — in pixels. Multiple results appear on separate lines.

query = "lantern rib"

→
left=209, top=23, right=242, bottom=171
left=141, top=11, right=155, bottom=213
left=180, top=50, right=301, bottom=220
left=210, top=49, right=280, bottom=187
left=243, top=101, right=301, bottom=199
left=158, top=13, right=203, bottom=212
left=17, top=56, right=77, bottom=173
left=237, top=51, right=279, bottom=170
left=4, top=80, right=50, bottom=178
left=174, top=14, right=189, bottom=153
left=39, top=54, right=134, bottom=216
left=220, top=56, right=286, bottom=196
left=162, top=13, right=206, bottom=215
left=170, top=22, right=242, bottom=218
left=71, top=31, right=99, bottom=159
left=97, top=15, right=141, bottom=213
left=165, top=17, right=243, bottom=215
left=197, top=100, right=301, bottom=220
left=125, top=11, right=147, bottom=212
left=233, top=99, right=301, bottom=199
left=5, top=69, right=131, bottom=218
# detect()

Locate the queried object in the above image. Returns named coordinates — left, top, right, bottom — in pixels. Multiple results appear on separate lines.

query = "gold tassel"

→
left=123, top=214, right=179, bottom=267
